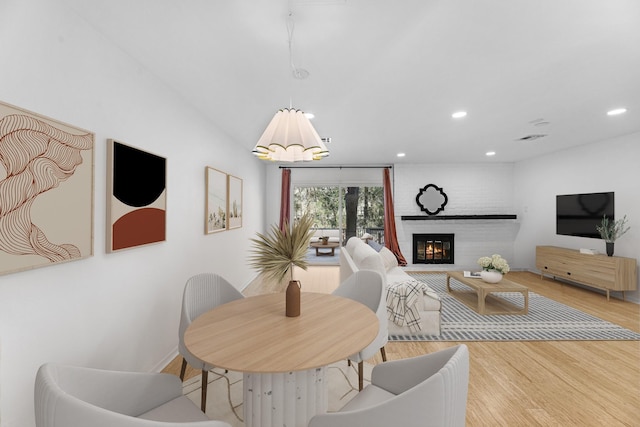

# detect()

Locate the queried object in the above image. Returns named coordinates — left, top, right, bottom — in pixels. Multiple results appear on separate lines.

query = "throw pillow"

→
left=379, top=247, right=399, bottom=271
left=367, top=240, right=383, bottom=252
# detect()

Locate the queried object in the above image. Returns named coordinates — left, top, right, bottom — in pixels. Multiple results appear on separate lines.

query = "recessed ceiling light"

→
left=304, top=112, right=315, bottom=119
left=452, top=111, right=467, bottom=119
left=607, top=108, right=627, bottom=116
left=485, top=151, right=496, bottom=156
left=397, top=152, right=406, bottom=158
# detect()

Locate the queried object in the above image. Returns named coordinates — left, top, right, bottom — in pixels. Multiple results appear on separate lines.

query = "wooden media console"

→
left=536, top=245, right=637, bottom=301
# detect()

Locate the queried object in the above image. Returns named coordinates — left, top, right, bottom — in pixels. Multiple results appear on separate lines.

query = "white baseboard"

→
left=152, top=346, right=179, bottom=373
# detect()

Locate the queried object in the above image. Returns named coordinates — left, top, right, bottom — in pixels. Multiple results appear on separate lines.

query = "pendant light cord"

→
left=287, top=12, right=309, bottom=80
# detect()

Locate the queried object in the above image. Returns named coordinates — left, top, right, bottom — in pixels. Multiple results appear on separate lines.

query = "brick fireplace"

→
left=413, top=233, right=454, bottom=264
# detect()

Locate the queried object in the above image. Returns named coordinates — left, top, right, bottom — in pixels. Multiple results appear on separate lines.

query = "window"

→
left=293, top=185, right=384, bottom=244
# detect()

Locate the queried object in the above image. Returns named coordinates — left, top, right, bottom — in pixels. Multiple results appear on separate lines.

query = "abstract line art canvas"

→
left=0, top=100, right=94, bottom=276
left=107, top=139, right=166, bottom=252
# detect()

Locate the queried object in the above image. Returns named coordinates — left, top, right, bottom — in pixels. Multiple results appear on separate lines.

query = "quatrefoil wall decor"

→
left=416, top=184, right=448, bottom=215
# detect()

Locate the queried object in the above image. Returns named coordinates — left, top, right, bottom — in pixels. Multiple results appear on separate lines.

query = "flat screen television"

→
left=556, top=192, right=614, bottom=238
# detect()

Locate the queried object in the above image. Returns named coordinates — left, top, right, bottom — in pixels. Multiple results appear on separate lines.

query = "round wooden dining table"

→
left=185, top=292, right=378, bottom=427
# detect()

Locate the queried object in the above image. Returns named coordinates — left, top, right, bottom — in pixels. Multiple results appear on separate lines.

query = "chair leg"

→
left=179, top=358, right=188, bottom=381
left=358, top=361, right=364, bottom=391
left=201, top=370, right=208, bottom=413
left=380, top=346, right=387, bottom=362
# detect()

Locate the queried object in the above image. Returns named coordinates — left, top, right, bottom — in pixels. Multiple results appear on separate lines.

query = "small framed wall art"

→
left=0, top=100, right=94, bottom=275
left=205, top=166, right=227, bottom=234
left=227, top=174, right=243, bottom=230
left=106, top=139, right=167, bottom=252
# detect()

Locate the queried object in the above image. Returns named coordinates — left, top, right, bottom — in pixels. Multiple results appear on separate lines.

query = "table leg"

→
left=523, top=290, right=529, bottom=314
left=478, top=290, right=487, bottom=314
left=244, top=367, right=328, bottom=427
left=446, top=274, right=452, bottom=292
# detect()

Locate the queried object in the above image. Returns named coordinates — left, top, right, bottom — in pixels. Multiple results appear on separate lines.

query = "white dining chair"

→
left=308, top=344, right=470, bottom=427
left=178, top=273, right=244, bottom=412
left=331, top=269, right=388, bottom=390
left=34, top=363, right=232, bottom=426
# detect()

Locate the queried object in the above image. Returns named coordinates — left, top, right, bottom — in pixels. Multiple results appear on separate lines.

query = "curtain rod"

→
left=278, top=165, right=392, bottom=169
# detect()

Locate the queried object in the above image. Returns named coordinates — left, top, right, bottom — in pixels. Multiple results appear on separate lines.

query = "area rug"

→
left=183, top=361, right=371, bottom=426
left=389, top=273, right=640, bottom=342
left=304, top=246, right=340, bottom=266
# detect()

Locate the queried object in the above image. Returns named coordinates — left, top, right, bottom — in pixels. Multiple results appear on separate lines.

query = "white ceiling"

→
left=64, top=0, right=640, bottom=165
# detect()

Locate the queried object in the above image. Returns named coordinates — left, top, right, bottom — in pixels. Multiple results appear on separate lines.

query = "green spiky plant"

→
left=596, top=214, right=630, bottom=243
left=249, top=213, right=315, bottom=283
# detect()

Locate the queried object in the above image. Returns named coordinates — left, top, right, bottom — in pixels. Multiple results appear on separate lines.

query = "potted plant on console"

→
left=596, top=214, right=630, bottom=256
left=477, top=254, right=510, bottom=283
left=249, top=213, right=314, bottom=317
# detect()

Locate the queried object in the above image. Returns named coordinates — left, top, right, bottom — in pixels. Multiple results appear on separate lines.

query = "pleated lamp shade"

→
left=253, top=108, right=329, bottom=162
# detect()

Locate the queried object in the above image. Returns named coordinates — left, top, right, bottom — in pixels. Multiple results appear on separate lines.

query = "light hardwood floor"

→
left=164, top=267, right=640, bottom=426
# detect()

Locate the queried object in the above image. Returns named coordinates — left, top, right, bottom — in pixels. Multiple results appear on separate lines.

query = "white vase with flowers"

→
left=477, top=254, right=510, bottom=283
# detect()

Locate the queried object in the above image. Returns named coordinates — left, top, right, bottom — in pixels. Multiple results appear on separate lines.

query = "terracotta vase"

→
left=286, top=280, right=301, bottom=317
left=480, top=270, right=503, bottom=283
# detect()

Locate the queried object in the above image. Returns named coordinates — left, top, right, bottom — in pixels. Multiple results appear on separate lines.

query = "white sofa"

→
left=310, top=228, right=341, bottom=244
left=340, top=237, right=441, bottom=336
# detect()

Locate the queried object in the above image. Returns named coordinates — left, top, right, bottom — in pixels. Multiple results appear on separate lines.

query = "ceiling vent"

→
left=517, top=134, right=547, bottom=141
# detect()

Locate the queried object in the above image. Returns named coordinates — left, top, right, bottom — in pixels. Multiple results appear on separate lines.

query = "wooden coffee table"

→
left=446, top=271, right=529, bottom=315
left=310, top=241, right=339, bottom=256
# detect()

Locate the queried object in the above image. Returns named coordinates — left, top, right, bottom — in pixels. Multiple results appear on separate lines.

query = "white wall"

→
left=513, top=132, right=640, bottom=303
left=0, top=1, right=266, bottom=425
left=393, top=163, right=519, bottom=271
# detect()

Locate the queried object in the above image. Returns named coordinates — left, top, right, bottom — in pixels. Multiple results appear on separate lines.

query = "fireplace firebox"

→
left=413, top=233, right=454, bottom=264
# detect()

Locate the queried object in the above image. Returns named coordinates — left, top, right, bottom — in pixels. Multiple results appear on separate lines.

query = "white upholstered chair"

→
left=178, top=273, right=244, bottom=412
left=34, top=363, right=231, bottom=427
left=331, top=269, right=388, bottom=390
left=308, top=344, right=470, bottom=427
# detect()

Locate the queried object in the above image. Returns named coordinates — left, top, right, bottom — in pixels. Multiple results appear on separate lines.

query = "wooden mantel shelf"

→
left=401, top=214, right=517, bottom=220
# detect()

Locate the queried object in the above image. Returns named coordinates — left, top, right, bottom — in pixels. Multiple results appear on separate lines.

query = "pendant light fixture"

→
left=252, top=13, right=329, bottom=162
